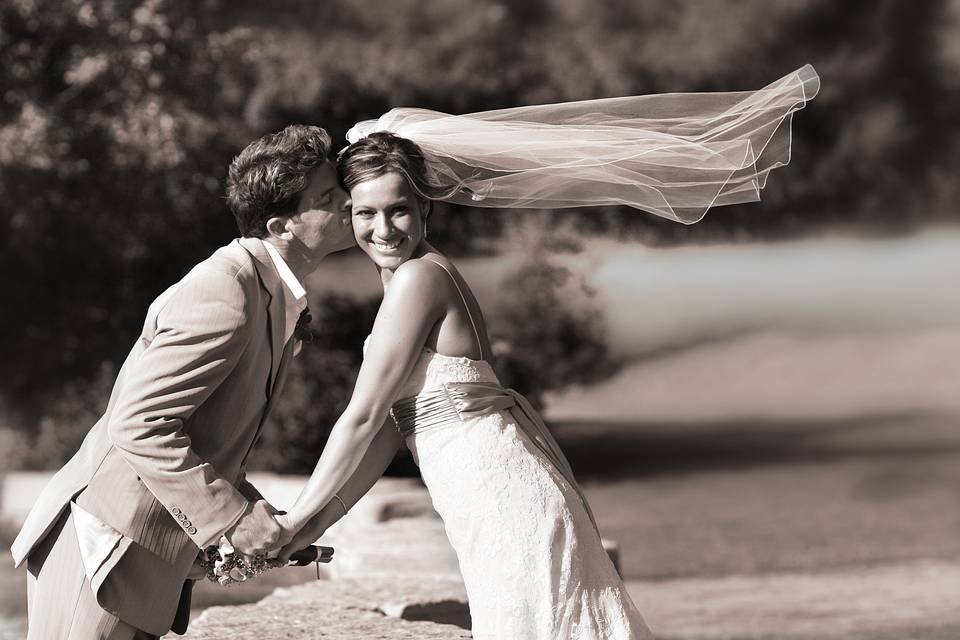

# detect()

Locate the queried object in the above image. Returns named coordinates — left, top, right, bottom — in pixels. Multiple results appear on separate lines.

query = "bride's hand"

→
left=277, top=510, right=332, bottom=563
left=272, top=511, right=291, bottom=529
left=269, top=512, right=299, bottom=555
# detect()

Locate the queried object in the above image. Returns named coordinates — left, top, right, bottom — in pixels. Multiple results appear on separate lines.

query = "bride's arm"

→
left=277, top=417, right=401, bottom=561
left=278, top=260, right=446, bottom=536
left=331, top=416, right=402, bottom=513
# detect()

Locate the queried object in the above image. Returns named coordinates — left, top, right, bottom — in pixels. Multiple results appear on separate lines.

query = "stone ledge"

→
left=176, top=477, right=623, bottom=638
left=165, top=475, right=960, bottom=639
left=178, top=577, right=470, bottom=640
left=174, top=478, right=470, bottom=639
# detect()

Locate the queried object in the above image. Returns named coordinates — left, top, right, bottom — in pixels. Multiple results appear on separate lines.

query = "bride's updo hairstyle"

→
left=338, top=132, right=450, bottom=217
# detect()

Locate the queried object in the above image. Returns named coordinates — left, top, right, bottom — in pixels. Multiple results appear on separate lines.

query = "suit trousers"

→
left=25, top=509, right=157, bottom=640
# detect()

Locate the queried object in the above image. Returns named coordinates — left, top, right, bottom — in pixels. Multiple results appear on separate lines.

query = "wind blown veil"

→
left=346, top=65, right=820, bottom=224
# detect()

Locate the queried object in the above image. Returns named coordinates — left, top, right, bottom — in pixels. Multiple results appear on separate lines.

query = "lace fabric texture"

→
left=389, top=347, right=653, bottom=639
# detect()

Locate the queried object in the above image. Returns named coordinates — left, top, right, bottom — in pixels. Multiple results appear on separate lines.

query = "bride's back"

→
left=414, top=252, right=493, bottom=363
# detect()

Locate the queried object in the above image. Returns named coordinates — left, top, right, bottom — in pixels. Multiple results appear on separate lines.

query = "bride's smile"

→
left=371, top=238, right=403, bottom=252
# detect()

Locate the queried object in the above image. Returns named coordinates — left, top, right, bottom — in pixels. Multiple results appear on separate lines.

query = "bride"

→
left=274, top=66, right=819, bottom=639
left=279, top=131, right=654, bottom=638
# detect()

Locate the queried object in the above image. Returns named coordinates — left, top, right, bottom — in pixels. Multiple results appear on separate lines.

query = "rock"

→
left=176, top=577, right=470, bottom=639
left=172, top=479, right=470, bottom=639
left=326, top=517, right=462, bottom=581
left=602, top=538, right=621, bottom=576
left=378, top=600, right=471, bottom=629
left=174, top=477, right=634, bottom=639
left=341, top=477, right=438, bottom=527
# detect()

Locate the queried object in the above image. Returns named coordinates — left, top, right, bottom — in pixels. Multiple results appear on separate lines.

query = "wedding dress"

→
left=373, top=258, right=653, bottom=639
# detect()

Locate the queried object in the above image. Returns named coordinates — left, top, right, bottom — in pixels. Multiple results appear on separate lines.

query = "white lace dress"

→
left=386, top=345, right=654, bottom=639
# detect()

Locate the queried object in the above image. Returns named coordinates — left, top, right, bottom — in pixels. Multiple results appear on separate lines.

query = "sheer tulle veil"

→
left=345, top=65, right=820, bottom=224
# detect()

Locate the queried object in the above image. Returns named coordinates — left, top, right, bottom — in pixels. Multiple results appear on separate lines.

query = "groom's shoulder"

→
left=159, top=240, right=261, bottom=306
left=179, top=238, right=258, bottom=282
left=195, top=239, right=258, bottom=283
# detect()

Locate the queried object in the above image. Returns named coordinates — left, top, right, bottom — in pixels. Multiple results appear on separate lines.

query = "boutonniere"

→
left=294, top=306, right=314, bottom=343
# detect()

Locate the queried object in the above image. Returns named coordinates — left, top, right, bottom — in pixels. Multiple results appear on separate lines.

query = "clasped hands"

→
left=223, top=499, right=331, bottom=564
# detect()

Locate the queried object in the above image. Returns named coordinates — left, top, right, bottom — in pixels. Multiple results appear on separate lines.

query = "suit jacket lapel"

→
left=271, top=338, right=295, bottom=399
left=238, top=237, right=286, bottom=393
left=260, top=338, right=295, bottom=435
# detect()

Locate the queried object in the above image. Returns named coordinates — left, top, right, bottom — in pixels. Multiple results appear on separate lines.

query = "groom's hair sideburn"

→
left=226, top=124, right=332, bottom=238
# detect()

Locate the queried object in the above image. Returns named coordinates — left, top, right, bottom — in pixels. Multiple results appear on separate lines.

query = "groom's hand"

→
left=224, top=500, right=282, bottom=557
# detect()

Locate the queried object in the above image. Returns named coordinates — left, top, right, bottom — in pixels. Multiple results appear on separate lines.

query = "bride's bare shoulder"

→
left=387, top=255, right=455, bottom=302
left=394, top=253, right=453, bottom=282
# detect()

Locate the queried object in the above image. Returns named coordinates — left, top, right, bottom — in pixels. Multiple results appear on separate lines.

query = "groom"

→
left=11, top=125, right=354, bottom=639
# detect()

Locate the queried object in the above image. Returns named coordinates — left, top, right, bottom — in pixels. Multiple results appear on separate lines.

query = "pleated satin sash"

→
left=392, top=382, right=599, bottom=534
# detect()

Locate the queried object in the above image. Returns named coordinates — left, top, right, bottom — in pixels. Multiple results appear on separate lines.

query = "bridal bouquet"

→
left=198, top=537, right=334, bottom=586
left=197, top=537, right=282, bottom=586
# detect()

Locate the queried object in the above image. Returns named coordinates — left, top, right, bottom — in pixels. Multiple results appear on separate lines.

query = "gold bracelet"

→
left=333, top=494, right=349, bottom=517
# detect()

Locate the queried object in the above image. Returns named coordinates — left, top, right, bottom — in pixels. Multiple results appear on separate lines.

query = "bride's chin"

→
left=367, top=251, right=411, bottom=269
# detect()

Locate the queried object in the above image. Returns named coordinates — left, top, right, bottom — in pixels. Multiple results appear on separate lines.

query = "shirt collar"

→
left=261, top=239, right=307, bottom=303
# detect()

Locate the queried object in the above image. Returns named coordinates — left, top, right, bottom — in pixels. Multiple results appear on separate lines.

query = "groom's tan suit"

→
left=12, top=237, right=299, bottom=638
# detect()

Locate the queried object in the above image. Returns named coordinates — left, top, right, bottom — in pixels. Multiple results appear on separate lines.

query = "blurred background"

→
left=1, top=1, right=958, bottom=638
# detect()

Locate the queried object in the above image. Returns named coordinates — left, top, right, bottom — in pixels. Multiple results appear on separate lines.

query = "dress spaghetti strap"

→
left=422, top=257, right=485, bottom=361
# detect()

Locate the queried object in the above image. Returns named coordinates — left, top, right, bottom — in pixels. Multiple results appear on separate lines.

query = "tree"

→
left=491, top=237, right=611, bottom=411
left=3, top=0, right=958, bottom=467
left=1, top=0, right=259, bottom=408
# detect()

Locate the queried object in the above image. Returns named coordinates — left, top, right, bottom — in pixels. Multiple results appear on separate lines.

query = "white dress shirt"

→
left=261, top=239, right=308, bottom=344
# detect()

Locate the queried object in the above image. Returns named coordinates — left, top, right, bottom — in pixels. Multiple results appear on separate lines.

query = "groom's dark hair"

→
left=226, top=124, right=332, bottom=238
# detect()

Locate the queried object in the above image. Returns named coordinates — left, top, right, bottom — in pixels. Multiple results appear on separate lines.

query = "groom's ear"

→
left=265, top=216, right=291, bottom=240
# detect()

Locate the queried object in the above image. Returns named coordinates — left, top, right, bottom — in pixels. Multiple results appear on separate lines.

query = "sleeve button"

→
left=186, top=526, right=197, bottom=535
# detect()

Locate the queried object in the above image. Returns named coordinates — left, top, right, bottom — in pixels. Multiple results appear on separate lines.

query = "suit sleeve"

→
left=107, top=269, right=253, bottom=548
left=236, top=468, right=265, bottom=502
